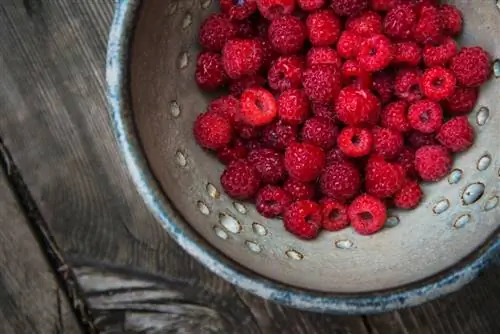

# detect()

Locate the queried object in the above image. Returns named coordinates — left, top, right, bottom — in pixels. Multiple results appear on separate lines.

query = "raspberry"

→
left=337, top=31, right=364, bottom=59
left=221, top=159, right=261, bottom=199
left=331, top=0, right=368, bottom=17
left=297, top=0, right=325, bottom=12
left=277, top=89, right=310, bottom=125
left=439, top=4, right=463, bottom=37
left=372, top=70, right=395, bottom=104
left=357, top=34, right=393, bottom=72
left=306, top=47, right=343, bottom=68
left=220, top=0, right=258, bottom=20
left=217, top=139, right=249, bottom=165
left=414, top=145, right=451, bottom=181
left=392, top=41, right=422, bottom=67
left=394, top=147, right=417, bottom=179
left=235, top=122, right=261, bottom=139
left=312, top=102, right=337, bottom=122
left=267, top=56, right=305, bottom=92
left=381, top=100, right=410, bottom=132
left=372, top=126, right=404, bottom=159
left=208, top=95, right=240, bottom=125
left=301, top=117, right=339, bottom=150
left=341, top=60, right=373, bottom=90
left=302, top=65, right=343, bottom=103
left=285, top=143, right=326, bottom=182
left=450, top=47, right=491, bottom=88
left=306, top=10, right=342, bottom=46
left=199, top=14, right=238, bottom=52
left=193, top=111, right=233, bottom=150
left=348, top=194, right=387, bottom=235
left=369, top=0, right=401, bottom=12
left=346, top=10, right=382, bottom=37
left=394, top=180, right=423, bottom=209
left=436, top=116, right=474, bottom=153
left=248, top=148, right=286, bottom=184
left=383, top=4, right=418, bottom=40
left=335, top=86, right=381, bottom=126
left=414, top=5, right=443, bottom=44
left=326, top=147, right=351, bottom=165
left=256, top=0, right=295, bottom=20
left=195, top=52, right=227, bottom=91
left=262, top=120, right=298, bottom=150
left=337, top=127, right=373, bottom=157
left=321, top=199, right=349, bottom=231
left=365, top=156, right=405, bottom=198
left=420, top=66, right=456, bottom=102
left=407, top=130, right=437, bottom=149
left=256, top=185, right=292, bottom=217
left=283, top=179, right=316, bottom=200
left=235, top=19, right=257, bottom=38
left=408, top=99, right=443, bottom=133
left=283, top=200, right=322, bottom=239
left=394, top=68, right=423, bottom=103
left=422, top=37, right=457, bottom=67
left=239, top=87, right=277, bottom=126
left=229, top=75, right=266, bottom=97
left=442, top=87, right=478, bottom=116
left=268, top=16, right=306, bottom=55
left=319, top=161, right=361, bottom=201
left=222, top=39, right=264, bottom=79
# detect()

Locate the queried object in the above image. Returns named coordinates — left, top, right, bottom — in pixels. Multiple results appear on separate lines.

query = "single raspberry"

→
left=248, top=148, right=286, bottom=184
left=283, top=179, right=316, bottom=200
left=439, top=4, right=463, bottom=37
left=268, top=15, right=306, bottom=55
left=283, top=200, right=322, bottom=239
left=239, top=87, right=277, bottom=126
left=357, top=34, right=393, bottom=72
left=312, top=102, right=337, bottom=122
left=320, top=199, right=349, bottom=231
left=297, top=0, right=325, bottom=12
left=306, top=47, right=343, bottom=68
left=222, top=39, right=264, bottom=79
left=335, top=86, right=381, bottom=126
left=267, top=56, right=305, bottom=92
left=258, top=38, right=279, bottom=70
left=301, top=117, right=339, bottom=150
left=450, top=47, right=491, bottom=88
left=193, top=111, right=233, bottom=150
left=442, top=87, right=478, bottom=116
left=346, top=10, right=382, bottom=37
left=199, top=14, right=238, bottom=52
left=414, top=5, right=443, bottom=44
left=394, top=180, right=423, bottom=209
left=380, top=100, right=410, bottom=132
left=285, top=142, right=326, bottom=182
left=195, top=52, right=227, bottom=91
left=408, top=99, right=443, bottom=133
left=256, top=0, right=296, bottom=20
left=220, top=0, right=258, bottom=20
left=383, top=4, right=418, bottom=40
left=262, top=120, right=298, bottom=150
left=229, top=75, right=267, bottom=97
left=372, top=126, right=404, bottom=160
left=326, top=147, right=351, bottom=165
left=394, top=147, right=417, bottom=179
left=221, top=159, right=261, bottom=199
left=348, top=194, right=387, bottom=235
left=337, top=31, right=364, bottom=59
left=436, top=116, right=474, bottom=153
left=394, top=67, right=423, bottom=103
left=217, top=139, right=249, bottom=165
left=306, top=10, right=342, bottom=46
left=234, top=122, right=262, bottom=139
left=372, top=70, right=395, bottom=104
left=337, top=127, right=373, bottom=157
left=365, top=156, right=405, bottom=198
left=392, top=41, right=422, bottom=67
left=302, top=65, right=343, bottom=103
left=341, top=60, right=373, bottom=90
left=208, top=96, right=240, bottom=124
left=319, top=161, right=361, bottom=201
left=422, top=37, right=457, bottom=67
left=369, top=0, right=401, bottom=12
left=420, top=66, right=457, bottom=101
left=256, top=185, right=292, bottom=218
left=235, top=19, right=257, bottom=38
left=407, top=130, right=437, bottom=149
left=277, top=89, right=310, bottom=124
left=330, top=0, right=368, bottom=17
left=414, top=145, right=451, bottom=181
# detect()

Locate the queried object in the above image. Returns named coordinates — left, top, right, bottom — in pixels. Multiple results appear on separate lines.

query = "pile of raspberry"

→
left=193, top=0, right=492, bottom=239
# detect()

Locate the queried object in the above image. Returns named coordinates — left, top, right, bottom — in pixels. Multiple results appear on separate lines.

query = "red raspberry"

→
left=408, top=99, right=443, bottom=133
left=422, top=37, right=457, bottom=67
left=262, top=120, right=298, bottom=150
left=392, top=41, right=422, bottom=67
left=330, top=0, right=368, bottom=17
left=256, top=0, right=295, bottom=20
left=372, top=126, right=404, bottom=160
left=199, top=14, right=238, bottom=52
left=381, top=100, right=410, bottom=132
left=302, top=65, right=343, bottom=103
left=195, top=52, right=227, bottom=91
left=450, top=47, right=491, bottom=88
left=365, top=156, right=405, bottom=198
left=306, top=10, right=342, bottom=46
left=337, top=31, right=364, bottom=59
left=248, top=148, right=286, bottom=184
left=229, top=75, right=266, bottom=97
left=414, top=5, right=443, bottom=44
left=208, top=95, right=240, bottom=124
left=341, top=60, right=373, bottom=90
left=217, top=139, right=249, bottom=165
left=394, top=147, right=417, bottom=179
left=268, top=16, right=306, bottom=55
left=346, top=10, right=382, bottom=37
left=319, top=161, right=361, bottom=201
left=285, top=143, right=326, bottom=182
left=283, top=179, right=316, bottom=200
left=442, top=87, right=478, bottom=116
left=420, top=66, right=457, bottom=102
left=220, top=0, right=258, bottom=20
left=369, top=0, right=401, bottom=12
left=326, top=147, right=351, bottom=165
left=297, top=0, right=325, bottom=12
left=239, top=87, right=277, bottom=126
left=407, top=130, right=437, bottom=149
left=235, top=20, right=256, bottom=38
left=439, top=4, right=463, bottom=37
left=372, top=70, right=395, bottom=104
left=267, top=56, right=305, bottom=92
left=306, top=47, right=342, bottom=68
left=221, top=159, right=261, bottom=199
left=277, top=89, right=310, bottom=125
left=258, top=38, right=279, bottom=70
left=414, top=145, right=451, bottom=181
left=301, top=117, right=339, bottom=150
left=337, top=127, right=373, bottom=158
left=256, top=185, right=292, bottom=218
left=348, top=194, right=387, bottom=235
left=357, top=34, right=393, bottom=72
left=235, top=122, right=261, bottom=140
left=383, top=4, right=418, bottom=40
left=394, top=67, right=423, bottom=103
left=335, top=86, right=381, bottom=126
left=436, top=116, right=474, bottom=153
left=194, top=111, right=233, bottom=150
left=321, top=199, right=349, bottom=231
left=394, top=180, right=423, bottom=209
left=222, top=39, right=264, bottom=79
left=312, top=102, right=337, bottom=122
left=283, top=200, right=322, bottom=239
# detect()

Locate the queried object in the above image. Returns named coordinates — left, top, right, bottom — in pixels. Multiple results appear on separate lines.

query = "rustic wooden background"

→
left=0, top=1, right=499, bottom=333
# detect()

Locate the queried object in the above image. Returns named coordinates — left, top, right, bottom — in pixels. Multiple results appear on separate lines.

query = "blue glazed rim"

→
left=106, top=0, right=500, bottom=314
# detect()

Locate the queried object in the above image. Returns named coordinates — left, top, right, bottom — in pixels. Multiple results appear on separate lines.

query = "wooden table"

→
left=0, top=1, right=499, bottom=333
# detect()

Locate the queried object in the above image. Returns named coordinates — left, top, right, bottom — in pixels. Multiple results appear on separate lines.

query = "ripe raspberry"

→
left=319, top=161, right=361, bottom=201
left=248, top=148, right=286, bottom=184
left=407, top=130, right=437, bottom=149
left=267, top=56, right=305, bottom=92
left=235, top=19, right=256, bottom=38
left=442, top=87, right=478, bottom=116
left=262, top=120, right=298, bottom=150
left=301, top=117, right=339, bottom=150
left=208, top=95, right=240, bottom=125
left=346, top=10, right=382, bottom=37
left=335, top=86, right=381, bottom=126
left=372, top=70, right=395, bottom=104
left=450, top=47, right=491, bottom=88
left=422, top=37, right=457, bottom=67
left=381, top=100, right=410, bottom=132
left=414, top=5, right=443, bottom=44
left=383, top=4, right=418, bottom=40
left=239, top=87, right=277, bottom=126
left=394, top=180, right=423, bottom=209
left=283, top=200, right=322, bottom=239
left=326, top=147, right=351, bottom=165
left=199, top=14, right=238, bottom=52
left=337, top=127, right=373, bottom=157
left=331, top=0, right=368, bottom=17
left=229, top=75, right=266, bottom=97
left=439, top=4, right=463, bottom=37
left=365, top=156, right=405, bottom=198
left=195, top=52, right=227, bottom=91
left=414, top=145, right=451, bottom=181
left=268, top=16, right=306, bottom=55
left=306, top=47, right=343, bottom=68
left=337, top=31, right=364, bottom=59
left=357, top=34, right=393, bottom=72
left=348, top=194, right=387, bottom=235
left=306, top=10, right=342, bottom=46
left=392, top=41, right=422, bottom=67
left=341, top=60, right=373, bottom=90
left=372, top=126, right=404, bottom=160
left=277, top=89, right=310, bottom=125
left=234, top=122, right=261, bottom=139
left=321, top=199, right=349, bottom=231
left=394, top=147, right=417, bottom=179
left=256, top=185, right=293, bottom=218
left=222, top=39, right=264, bottom=79
left=394, top=68, right=423, bottom=103
left=302, top=65, right=343, bottom=103
left=436, top=116, right=474, bottom=153
left=408, top=99, right=443, bottom=133
left=217, top=139, right=249, bottom=165
left=220, top=0, right=257, bottom=20
left=312, top=102, right=337, bottom=122
left=285, top=143, right=326, bottom=182
left=193, top=111, right=233, bottom=150
left=420, top=66, right=457, bottom=102
left=256, top=0, right=295, bottom=20
left=221, top=159, right=261, bottom=199
left=369, top=0, right=401, bottom=12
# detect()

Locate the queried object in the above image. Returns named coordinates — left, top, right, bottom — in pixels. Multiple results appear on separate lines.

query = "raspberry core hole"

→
left=419, top=110, right=430, bottom=122
left=233, top=0, right=245, bottom=6
left=351, top=134, right=361, bottom=145
left=328, top=209, right=341, bottom=221
left=358, top=211, right=373, bottom=221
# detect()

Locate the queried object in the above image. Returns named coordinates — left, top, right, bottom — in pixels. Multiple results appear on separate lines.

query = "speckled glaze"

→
left=107, top=0, right=500, bottom=314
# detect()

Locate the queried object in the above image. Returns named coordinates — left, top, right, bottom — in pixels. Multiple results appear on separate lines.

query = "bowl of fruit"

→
left=107, top=0, right=500, bottom=313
